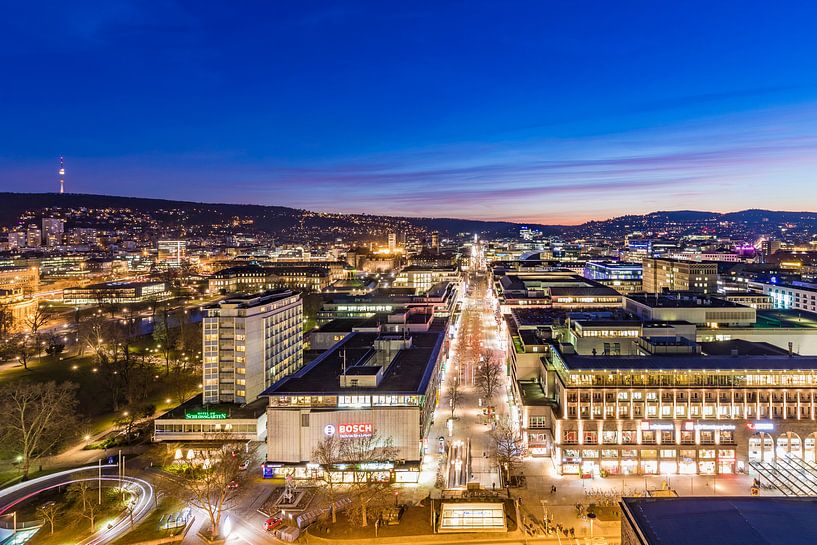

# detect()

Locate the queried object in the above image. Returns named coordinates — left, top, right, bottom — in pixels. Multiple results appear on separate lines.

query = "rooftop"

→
left=157, top=395, right=267, bottom=421
left=203, top=289, right=297, bottom=309
left=262, top=319, right=447, bottom=396
left=627, top=293, right=744, bottom=309
left=621, top=497, right=817, bottom=545
left=559, top=350, right=817, bottom=371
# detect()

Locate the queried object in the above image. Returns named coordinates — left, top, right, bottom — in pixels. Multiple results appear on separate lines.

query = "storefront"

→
left=261, top=461, right=421, bottom=483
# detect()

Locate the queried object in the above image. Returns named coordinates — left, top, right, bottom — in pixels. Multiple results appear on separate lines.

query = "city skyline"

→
left=3, top=2, right=817, bottom=224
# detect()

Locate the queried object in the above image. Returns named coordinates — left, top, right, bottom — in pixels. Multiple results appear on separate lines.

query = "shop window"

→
left=661, top=430, right=674, bottom=444
left=584, top=431, right=597, bottom=444
left=642, top=431, right=656, bottom=444
left=622, top=431, right=636, bottom=444
left=602, top=431, right=617, bottom=444
left=563, top=431, right=578, bottom=444
left=660, top=449, right=676, bottom=458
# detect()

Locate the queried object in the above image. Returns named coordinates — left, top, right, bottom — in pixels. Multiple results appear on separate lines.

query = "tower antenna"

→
left=58, top=156, right=65, bottom=194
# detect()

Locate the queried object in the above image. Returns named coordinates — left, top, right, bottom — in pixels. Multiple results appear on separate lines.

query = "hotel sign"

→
left=185, top=409, right=228, bottom=420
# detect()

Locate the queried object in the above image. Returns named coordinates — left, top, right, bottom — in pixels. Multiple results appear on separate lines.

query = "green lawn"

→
left=111, top=497, right=186, bottom=545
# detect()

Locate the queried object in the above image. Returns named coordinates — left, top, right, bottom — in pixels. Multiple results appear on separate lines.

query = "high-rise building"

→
left=158, top=239, right=187, bottom=267
left=202, top=290, right=303, bottom=405
left=25, top=225, right=42, bottom=248
left=41, top=218, right=65, bottom=247
left=388, top=232, right=397, bottom=252
left=642, top=257, right=718, bottom=294
left=7, top=231, right=26, bottom=249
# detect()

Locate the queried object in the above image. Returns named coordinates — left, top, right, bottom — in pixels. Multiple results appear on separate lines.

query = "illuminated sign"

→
left=185, top=410, right=228, bottom=420
left=324, top=424, right=336, bottom=436
left=640, top=421, right=674, bottom=431
left=747, top=421, right=775, bottom=432
left=338, top=423, right=373, bottom=437
left=685, top=421, right=735, bottom=431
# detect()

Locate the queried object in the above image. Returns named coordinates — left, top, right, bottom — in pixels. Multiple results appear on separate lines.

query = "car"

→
left=239, top=460, right=250, bottom=471
left=264, top=516, right=283, bottom=531
left=227, top=480, right=239, bottom=490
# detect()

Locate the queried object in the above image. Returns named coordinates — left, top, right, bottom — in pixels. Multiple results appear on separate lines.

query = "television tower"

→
left=58, top=156, right=65, bottom=194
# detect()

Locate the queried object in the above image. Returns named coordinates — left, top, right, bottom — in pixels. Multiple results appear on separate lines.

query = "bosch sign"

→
left=338, top=423, right=373, bottom=437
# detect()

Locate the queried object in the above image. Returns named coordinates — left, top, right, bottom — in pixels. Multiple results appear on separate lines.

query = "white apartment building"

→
left=158, top=239, right=187, bottom=267
left=203, top=290, right=303, bottom=405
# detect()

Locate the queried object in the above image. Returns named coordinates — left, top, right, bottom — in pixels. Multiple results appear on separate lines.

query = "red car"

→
left=227, top=480, right=239, bottom=490
left=264, top=516, right=283, bottom=531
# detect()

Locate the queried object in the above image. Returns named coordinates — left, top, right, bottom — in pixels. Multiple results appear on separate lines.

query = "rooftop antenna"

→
left=58, top=156, right=65, bottom=194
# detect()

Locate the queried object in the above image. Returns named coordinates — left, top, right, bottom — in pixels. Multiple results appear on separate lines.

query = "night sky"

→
left=3, top=1, right=817, bottom=224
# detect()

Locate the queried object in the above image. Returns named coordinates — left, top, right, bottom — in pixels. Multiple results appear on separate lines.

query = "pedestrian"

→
left=569, top=528, right=575, bottom=538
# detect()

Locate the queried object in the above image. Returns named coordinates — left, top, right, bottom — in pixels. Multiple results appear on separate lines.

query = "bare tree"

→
left=7, top=334, right=34, bottom=370
left=165, top=441, right=254, bottom=539
left=449, top=376, right=462, bottom=419
left=311, top=434, right=343, bottom=523
left=0, top=301, right=12, bottom=336
left=37, top=502, right=59, bottom=535
left=24, top=304, right=53, bottom=357
left=68, top=481, right=101, bottom=530
left=489, top=417, right=524, bottom=486
left=0, top=381, right=79, bottom=478
left=341, top=431, right=399, bottom=528
left=475, top=354, right=503, bottom=404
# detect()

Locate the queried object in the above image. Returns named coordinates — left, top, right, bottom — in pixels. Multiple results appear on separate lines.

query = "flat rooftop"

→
left=203, top=289, right=297, bottom=309
left=754, top=309, right=817, bottom=329
left=560, top=350, right=817, bottom=371
left=627, top=293, right=743, bottom=309
left=262, top=319, right=446, bottom=396
left=157, top=394, right=267, bottom=420
left=622, top=497, right=817, bottom=545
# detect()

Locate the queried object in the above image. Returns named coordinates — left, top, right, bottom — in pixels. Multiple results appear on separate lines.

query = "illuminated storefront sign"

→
left=338, top=423, right=373, bottom=437
left=324, top=424, right=336, bottom=436
left=684, top=421, right=735, bottom=431
left=640, top=421, right=674, bottom=431
left=185, top=409, right=228, bottom=420
left=747, top=421, right=775, bottom=431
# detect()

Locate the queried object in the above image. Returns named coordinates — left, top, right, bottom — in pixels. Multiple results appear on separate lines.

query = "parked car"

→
left=264, top=516, right=284, bottom=531
left=227, top=480, right=239, bottom=490
left=239, top=460, right=250, bottom=470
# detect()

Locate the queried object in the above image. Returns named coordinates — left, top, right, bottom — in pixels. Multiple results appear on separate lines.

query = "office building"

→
left=261, top=318, right=448, bottom=482
left=202, top=290, right=303, bottom=405
left=25, top=224, right=42, bottom=248
left=62, top=281, right=170, bottom=305
left=388, top=232, right=397, bottom=252
left=158, top=239, right=187, bottom=267
left=495, top=271, right=622, bottom=311
left=7, top=231, right=26, bottom=249
left=547, top=344, right=817, bottom=476
left=208, top=263, right=347, bottom=294
left=642, top=258, right=718, bottom=294
left=757, top=281, right=817, bottom=314
left=393, top=265, right=460, bottom=293
left=0, top=266, right=40, bottom=295
left=41, top=218, right=65, bottom=247
left=625, top=293, right=756, bottom=327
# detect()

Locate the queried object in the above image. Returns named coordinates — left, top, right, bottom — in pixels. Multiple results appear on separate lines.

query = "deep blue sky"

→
left=2, top=1, right=817, bottom=223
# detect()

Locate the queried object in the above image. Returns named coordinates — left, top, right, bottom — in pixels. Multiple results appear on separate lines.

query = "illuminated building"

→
left=25, top=224, right=42, bottom=248
left=153, top=396, right=268, bottom=442
left=393, top=265, right=460, bottom=293
left=260, top=318, right=449, bottom=482
left=642, top=258, right=718, bottom=294
left=757, top=281, right=817, bottom=314
left=41, top=218, right=64, bottom=246
left=0, top=266, right=40, bottom=295
left=388, top=232, right=397, bottom=252
left=625, top=293, right=756, bottom=327
left=545, top=344, right=817, bottom=476
left=158, top=239, right=187, bottom=267
left=202, top=290, right=303, bottom=405
left=494, top=271, right=622, bottom=312
left=208, top=264, right=342, bottom=293
left=62, top=281, right=170, bottom=305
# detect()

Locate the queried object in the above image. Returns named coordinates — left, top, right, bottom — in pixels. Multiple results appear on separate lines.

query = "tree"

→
left=5, top=334, right=34, bottom=369
left=490, top=417, right=524, bottom=486
left=0, top=301, right=12, bottom=336
left=449, top=376, right=462, bottom=419
left=68, top=481, right=101, bottom=531
left=152, top=303, right=178, bottom=375
left=341, top=431, right=398, bottom=528
left=24, top=304, right=53, bottom=357
left=311, top=435, right=343, bottom=523
left=165, top=441, right=253, bottom=539
left=0, top=381, right=79, bottom=478
left=475, top=354, right=503, bottom=404
left=37, top=502, right=59, bottom=535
